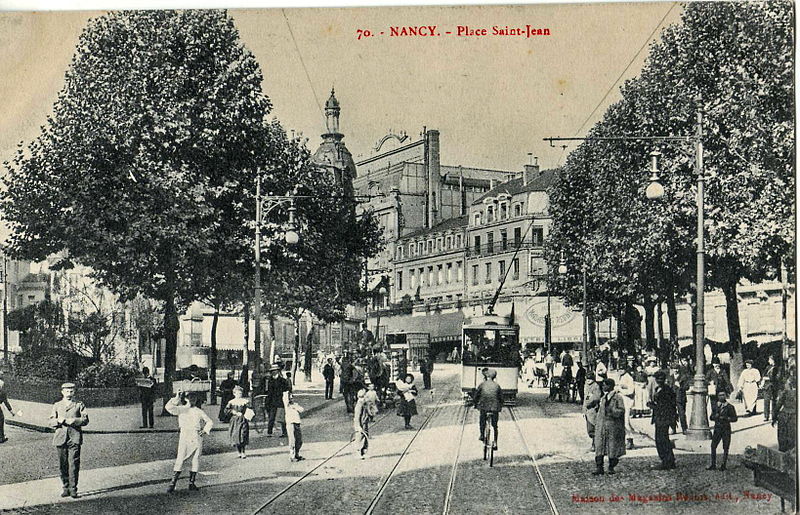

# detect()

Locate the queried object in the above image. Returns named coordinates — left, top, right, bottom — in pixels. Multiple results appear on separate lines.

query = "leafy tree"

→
left=1, top=10, right=280, bottom=408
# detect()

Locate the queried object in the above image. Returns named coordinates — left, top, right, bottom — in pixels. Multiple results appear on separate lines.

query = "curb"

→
left=7, top=397, right=340, bottom=435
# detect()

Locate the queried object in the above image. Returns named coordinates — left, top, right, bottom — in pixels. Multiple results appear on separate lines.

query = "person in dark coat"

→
left=583, top=371, right=603, bottom=450
left=773, top=373, right=796, bottom=452
left=591, top=378, right=626, bottom=475
left=0, top=379, right=16, bottom=443
left=474, top=369, right=504, bottom=449
left=239, top=365, right=251, bottom=398
left=340, top=357, right=356, bottom=413
left=137, top=367, right=157, bottom=429
left=420, top=357, right=433, bottom=390
left=671, top=364, right=689, bottom=434
left=760, top=355, right=780, bottom=422
left=648, top=370, right=677, bottom=470
left=707, top=390, right=737, bottom=471
left=264, top=365, right=288, bottom=437
left=49, top=383, right=89, bottom=498
left=218, top=371, right=236, bottom=423
left=323, top=358, right=336, bottom=400
left=575, top=362, right=586, bottom=404
left=705, top=361, right=732, bottom=418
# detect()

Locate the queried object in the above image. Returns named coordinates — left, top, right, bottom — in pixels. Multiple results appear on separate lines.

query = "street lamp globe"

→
left=646, top=149, right=665, bottom=200
left=558, top=263, right=568, bottom=275
left=284, top=230, right=300, bottom=245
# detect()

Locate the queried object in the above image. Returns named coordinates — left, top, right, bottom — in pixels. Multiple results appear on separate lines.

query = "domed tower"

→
left=313, top=88, right=356, bottom=199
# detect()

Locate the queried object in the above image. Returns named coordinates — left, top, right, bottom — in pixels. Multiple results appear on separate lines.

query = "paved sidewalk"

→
left=6, top=374, right=334, bottom=434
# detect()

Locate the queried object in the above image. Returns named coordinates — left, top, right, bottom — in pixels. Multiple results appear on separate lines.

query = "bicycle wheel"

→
left=487, top=424, right=495, bottom=466
left=488, top=426, right=495, bottom=467
left=483, top=424, right=491, bottom=461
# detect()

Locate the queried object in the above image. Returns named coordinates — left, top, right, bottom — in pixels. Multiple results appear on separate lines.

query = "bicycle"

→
left=482, top=411, right=498, bottom=467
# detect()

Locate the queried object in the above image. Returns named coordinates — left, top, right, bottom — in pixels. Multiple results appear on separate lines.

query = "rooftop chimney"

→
left=523, top=156, right=540, bottom=186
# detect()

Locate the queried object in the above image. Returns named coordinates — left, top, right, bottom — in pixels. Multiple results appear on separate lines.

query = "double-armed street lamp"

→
left=542, top=253, right=568, bottom=353
left=545, top=109, right=711, bottom=440
left=253, top=173, right=301, bottom=370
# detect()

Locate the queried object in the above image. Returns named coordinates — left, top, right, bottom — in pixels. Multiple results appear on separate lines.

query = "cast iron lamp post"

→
left=545, top=108, right=711, bottom=440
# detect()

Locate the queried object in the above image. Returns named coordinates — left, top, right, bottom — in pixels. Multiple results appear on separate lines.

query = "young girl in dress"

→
left=396, top=373, right=418, bottom=429
left=225, top=385, right=251, bottom=458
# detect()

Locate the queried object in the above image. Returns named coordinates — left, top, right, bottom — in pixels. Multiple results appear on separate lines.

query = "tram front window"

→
left=463, top=328, right=517, bottom=365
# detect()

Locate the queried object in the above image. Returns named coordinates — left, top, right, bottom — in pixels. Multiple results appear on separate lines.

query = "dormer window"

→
left=500, top=202, right=508, bottom=220
left=487, top=206, right=495, bottom=223
left=473, top=212, right=482, bottom=226
left=514, top=204, right=522, bottom=217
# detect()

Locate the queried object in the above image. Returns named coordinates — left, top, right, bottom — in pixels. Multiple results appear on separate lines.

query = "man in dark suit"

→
left=49, top=383, right=89, bottom=498
left=138, top=367, right=157, bottom=428
left=761, top=355, right=780, bottom=422
left=705, top=361, right=732, bottom=417
left=323, top=358, right=336, bottom=400
left=648, top=370, right=677, bottom=470
left=473, top=369, right=504, bottom=450
left=264, top=365, right=289, bottom=437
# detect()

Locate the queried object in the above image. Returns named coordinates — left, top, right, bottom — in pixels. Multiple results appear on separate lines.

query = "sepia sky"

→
left=0, top=2, right=684, bottom=176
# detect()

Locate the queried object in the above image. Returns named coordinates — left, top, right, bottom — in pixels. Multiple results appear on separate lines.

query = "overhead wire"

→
left=281, top=9, right=322, bottom=114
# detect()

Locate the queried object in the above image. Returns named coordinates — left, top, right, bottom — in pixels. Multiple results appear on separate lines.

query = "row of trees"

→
left=1, top=11, right=382, bottom=402
left=547, top=1, right=794, bottom=382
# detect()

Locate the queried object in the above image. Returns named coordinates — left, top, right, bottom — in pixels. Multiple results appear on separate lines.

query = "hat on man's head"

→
left=654, top=370, right=667, bottom=380
left=61, top=382, right=76, bottom=389
left=269, top=363, right=281, bottom=371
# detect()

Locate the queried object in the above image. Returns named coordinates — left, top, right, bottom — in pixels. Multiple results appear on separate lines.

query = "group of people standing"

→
left=581, top=354, right=797, bottom=476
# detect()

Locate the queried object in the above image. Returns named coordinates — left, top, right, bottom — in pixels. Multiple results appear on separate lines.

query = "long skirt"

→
left=397, top=397, right=417, bottom=418
left=229, top=416, right=250, bottom=446
left=632, top=382, right=649, bottom=415
left=741, top=382, right=759, bottom=412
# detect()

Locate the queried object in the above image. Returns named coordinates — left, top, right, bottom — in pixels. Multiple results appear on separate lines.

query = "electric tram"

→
left=461, top=313, right=521, bottom=404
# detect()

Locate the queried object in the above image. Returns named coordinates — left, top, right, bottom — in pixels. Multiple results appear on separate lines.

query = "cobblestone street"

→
left=0, top=365, right=785, bottom=514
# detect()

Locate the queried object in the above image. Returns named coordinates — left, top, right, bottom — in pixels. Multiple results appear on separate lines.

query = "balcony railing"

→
left=465, top=241, right=543, bottom=257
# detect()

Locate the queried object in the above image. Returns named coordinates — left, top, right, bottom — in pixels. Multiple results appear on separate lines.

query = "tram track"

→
left=251, top=384, right=456, bottom=515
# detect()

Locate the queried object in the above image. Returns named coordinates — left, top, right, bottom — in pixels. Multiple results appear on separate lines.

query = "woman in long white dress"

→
left=736, top=360, right=762, bottom=416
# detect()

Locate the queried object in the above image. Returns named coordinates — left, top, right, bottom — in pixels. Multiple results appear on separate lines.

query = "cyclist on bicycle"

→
left=474, top=368, right=503, bottom=450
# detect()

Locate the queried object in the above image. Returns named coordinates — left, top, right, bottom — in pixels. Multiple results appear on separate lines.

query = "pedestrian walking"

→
left=165, top=391, right=213, bottom=492
left=583, top=370, right=603, bottom=450
left=239, top=365, right=251, bottom=398
left=49, top=383, right=89, bottom=498
left=736, top=360, right=761, bottom=416
left=706, top=360, right=732, bottom=418
left=0, top=379, right=16, bottom=443
left=773, top=373, right=796, bottom=452
left=323, top=358, right=336, bottom=399
left=670, top=364, right=689, bottom=434
left=761, top=355, right=780, bottom=422
left=217, top=371, right=236, bottom=423
left=396, top=373, right=418, bottom=429
left=225, top=385, right=251, bottom=458
left=136, top=367, right=157, bottom=429
left=617, top=367, right=636, bottom=450
left=284, top=391, right=305, bottom=462
left=706, top=390, right=737, bottom=471
left=420, top=356, right=433, bottom=390
left=265, top=364, right=289, bottom=437
left=353, top=388, right=372, bottom=459
left=592, top=378, right=626, bottom=475
left=473, top=369, right=503, bottom=449
left=648, top=370, right=677, bottom=470
left=340, top=357, right=356, bottom=413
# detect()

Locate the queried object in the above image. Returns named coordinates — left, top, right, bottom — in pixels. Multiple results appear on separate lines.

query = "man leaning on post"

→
left=49, top=382, right=89, bottom=499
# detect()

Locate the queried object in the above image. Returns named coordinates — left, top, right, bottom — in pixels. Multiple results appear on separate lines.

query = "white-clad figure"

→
left=166, top=391, right=213, bottom=492
left=736, top=360, right=762, bottom=416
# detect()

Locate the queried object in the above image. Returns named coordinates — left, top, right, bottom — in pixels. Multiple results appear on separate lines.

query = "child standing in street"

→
left=49, top=382, right=89, bottom=498
left=284, top=391, right=305, bottom=462
left=225, top=385, right=251, bottom=458
left=707, top=390, right=738, bottom=471
left=166, top=391, right=213, bottom=492
left=396, top=373, right=418, bottom=429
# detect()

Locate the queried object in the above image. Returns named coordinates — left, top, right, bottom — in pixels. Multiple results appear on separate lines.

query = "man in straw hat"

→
left=49, top=382, right=89, bottom=498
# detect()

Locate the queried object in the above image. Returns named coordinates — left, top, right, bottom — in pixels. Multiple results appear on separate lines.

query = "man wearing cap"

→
left=49, top=383, right=89, bottom=498
left=473, top=369, right=503, bottom=450
left=706, top=360, right=732, bottom=418
left=264, top=364, right=289, bottom=437
left=648, top=370, right=677, bottom=470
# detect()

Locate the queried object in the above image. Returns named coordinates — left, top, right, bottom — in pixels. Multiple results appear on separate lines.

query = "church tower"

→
left=313, top=88, right=356, bottom=199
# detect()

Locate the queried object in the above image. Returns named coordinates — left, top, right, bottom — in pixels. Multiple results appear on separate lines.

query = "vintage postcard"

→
left=0, top=1, right=795, bottom=513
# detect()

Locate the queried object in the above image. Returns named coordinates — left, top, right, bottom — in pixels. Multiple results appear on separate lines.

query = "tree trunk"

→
left=210, top=308, right=219, bottom=405
left=160, top=290, right=179, bottom=416
left=666, top=283, right=679, bottom=358
left=656, top=302, right=666, bottom=365
left=269, top=315, right=277, bottom=365
left=304, top=328, right=313, bottom=382
left=292, top=315, right=300, bottom=386
left=242, top=302, right=249, bottom=367
left=722, top=276, right=743, bottom=387
left=643, top=298, right=656, bottom=353
left=588, top=316, right=596, bottom=347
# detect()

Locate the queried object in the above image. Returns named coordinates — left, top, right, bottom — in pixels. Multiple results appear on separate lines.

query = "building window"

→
left=411, top=270, right=417, bottom=290
left=533, top=228, right=544, bottom=246
left=456, top=235, right=462, bottom=247
left=499, top=260, right=506, bottom=279
left=487, top=232, right=494, bottom=255
left=417, top=242, right=423, bottom=255
left=514, top=204, right=522, bottom=217
left=472, top=265, right=479, bottom=286
left=474, top=235, right=481, bottom=254
left=501, top=229, right=508, bottom=251
left=473, top=212, right=482, bottom=226
left=446, top=263, right=453, bottom=283
left=457, top=261, right=463, bottom=282
left=487, top=206, right=494, bottom=223
left=437, top=238, right=443, bottom=251
left=428, top=240, right=434, bottom=254
left=500, top=203, right=508, bottom=220
left=437, top=264, right=444, bottom=285
left=397, top=247, right=403, bottom=260
left=485, top=263, right=492, bottom=283
left=428, top=266, right=434, bottom=286
left=514, top=227, right=522, bottom=246
left=419, top=267, right=425, bottom=286
left=513, top=258, right=520, bottom=280
left=397, top=271, right=403, bottom=291
left=446, top=236, right=452, bottom=249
